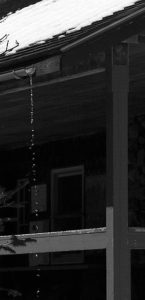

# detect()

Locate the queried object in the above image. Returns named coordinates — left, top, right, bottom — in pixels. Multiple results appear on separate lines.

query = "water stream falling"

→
left=29, top=75, right=38, bottom=197
left=28, top=73, right=41, bottom=299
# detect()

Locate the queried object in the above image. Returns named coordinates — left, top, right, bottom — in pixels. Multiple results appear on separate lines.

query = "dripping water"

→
left=29, top=75, right=41, bottom=298
left=29, top=75, right=38, bottom=200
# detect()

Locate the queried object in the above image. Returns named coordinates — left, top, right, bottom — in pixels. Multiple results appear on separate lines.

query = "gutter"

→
left=0, top=67, right=35, bottom=82
left=0, top=68, right=105, bottom=95
left=0, top=47, right=61, bottom=73
left=0, top=56, right=60, bottom=82
left=61, top=5, right=145, bottom=52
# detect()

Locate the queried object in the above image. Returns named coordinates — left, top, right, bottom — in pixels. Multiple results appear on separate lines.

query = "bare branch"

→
left=0, top=33, right=8, bottom=43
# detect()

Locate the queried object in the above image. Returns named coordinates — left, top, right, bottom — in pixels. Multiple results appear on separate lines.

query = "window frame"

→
left=50, top=165, right=85, bottom=230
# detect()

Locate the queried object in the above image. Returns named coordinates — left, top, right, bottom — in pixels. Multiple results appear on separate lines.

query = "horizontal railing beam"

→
left=0, top=228, right=107, bottom=255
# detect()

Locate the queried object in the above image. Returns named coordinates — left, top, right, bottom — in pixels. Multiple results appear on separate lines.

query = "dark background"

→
left=0, top=0, right=42, bottom=19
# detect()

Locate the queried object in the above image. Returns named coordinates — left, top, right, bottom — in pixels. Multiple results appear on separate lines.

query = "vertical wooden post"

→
left=106, top=44, right=131, bottom=300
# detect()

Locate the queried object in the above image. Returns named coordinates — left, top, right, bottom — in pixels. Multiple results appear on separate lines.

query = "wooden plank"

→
left=0, top=68, right=105, bottom=96
left=106, top=44, right=130, bottom=300
left=0, top=228, right=107, bottom=255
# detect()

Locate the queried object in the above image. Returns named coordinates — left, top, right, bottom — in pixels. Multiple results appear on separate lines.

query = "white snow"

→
left=0, top=0, right=140, bottom=55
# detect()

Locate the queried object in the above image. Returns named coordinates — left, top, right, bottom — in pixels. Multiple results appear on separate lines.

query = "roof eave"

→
left=0, top=2, right=145, bottom=72
left=0, top=46, right=61, bottom=73
left=61, top=4, right=145, bottom=52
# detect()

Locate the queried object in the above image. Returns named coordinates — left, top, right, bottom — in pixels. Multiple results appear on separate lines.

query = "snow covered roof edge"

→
left=0, top=0, right=144, bottom=59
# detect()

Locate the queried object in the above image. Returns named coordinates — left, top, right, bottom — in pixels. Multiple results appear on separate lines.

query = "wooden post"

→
left=106, top=43, right=130, bottom=300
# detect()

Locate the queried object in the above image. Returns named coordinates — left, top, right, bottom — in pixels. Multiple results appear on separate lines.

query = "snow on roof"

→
left=0, top=0, right=141, bottom=56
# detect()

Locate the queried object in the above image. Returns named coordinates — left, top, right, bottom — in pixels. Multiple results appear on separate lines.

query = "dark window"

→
left=51, top=166, right=84, bottom=231
left=57, top=174, right=82, bottom=214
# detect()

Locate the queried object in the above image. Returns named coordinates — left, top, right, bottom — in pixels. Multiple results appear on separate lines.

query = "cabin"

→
left=0, top=0, right=145, bottom=299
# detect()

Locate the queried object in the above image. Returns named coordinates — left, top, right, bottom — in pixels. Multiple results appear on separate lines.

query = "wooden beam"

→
left=0, top=68, right=105, bottom=96
left=106, top=43, right=130, bottom=300
left=0, top=228, right=107, bottom=255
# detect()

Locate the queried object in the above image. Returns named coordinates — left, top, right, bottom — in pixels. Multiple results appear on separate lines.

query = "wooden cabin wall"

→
left=128, top=114, right=145, bottom=227
left=0, top=110, right=145, bottom=233
left=0, top=131, right=106, bottom=234
left=0, top=250, right=106, bottom=299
